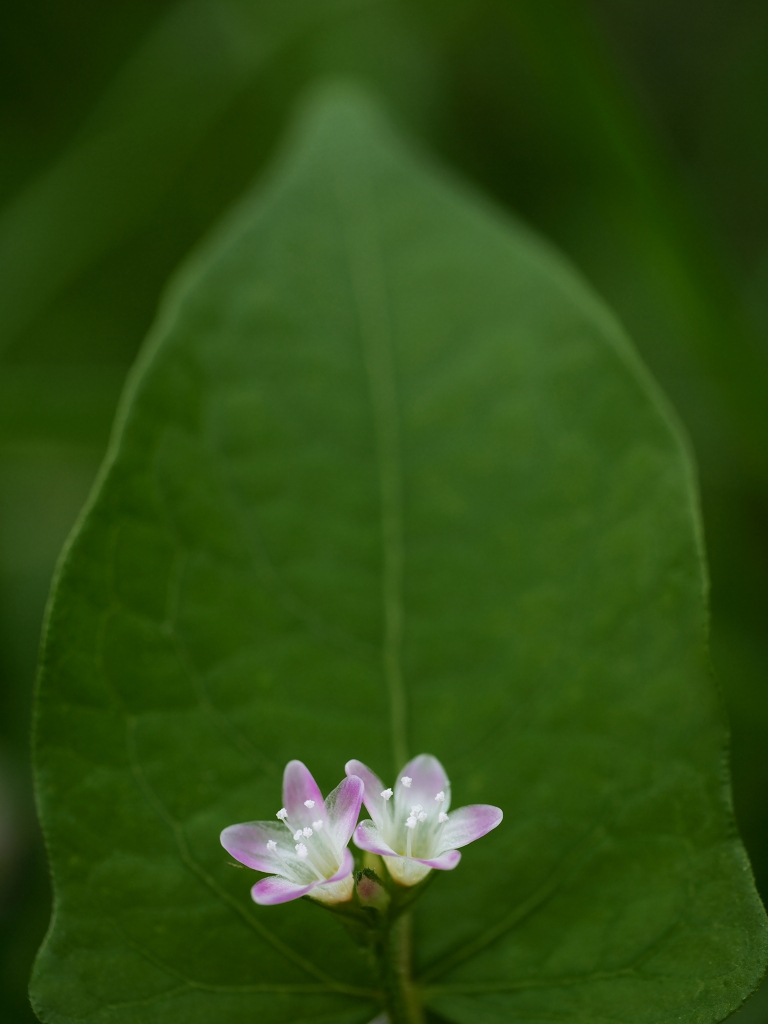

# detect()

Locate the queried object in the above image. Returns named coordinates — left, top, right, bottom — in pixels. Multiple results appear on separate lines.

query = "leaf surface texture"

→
left=31, top=87, right=767, bottom=1024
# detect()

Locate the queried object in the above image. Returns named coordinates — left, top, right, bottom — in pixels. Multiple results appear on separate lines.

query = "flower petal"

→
left=346, top=759, right=387, bottom=826
left=251, top=874, right=316, bottom=905
left=384, top=856, right=432, bottom=886
left=220, top=821, right=286, bottom=872
left=437, top=804, right=503, bottom=853
left=282, top=760, right=326, bottom=826
left=397, top=754, right=451, bottom=810
left=326, top=846, right=355, bottom=884
left=416, top=849, right=461, bottom=870
left=310, top=873, right=354, bottom=904
left=325, top=776, right=364, bottom=849
left=353, top=819, right=398, bottom=857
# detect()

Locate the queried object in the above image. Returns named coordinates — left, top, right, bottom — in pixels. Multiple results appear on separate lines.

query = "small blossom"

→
left=346, top=754, right=503, bottom=886
left=221, top=761, right=364, bottom=905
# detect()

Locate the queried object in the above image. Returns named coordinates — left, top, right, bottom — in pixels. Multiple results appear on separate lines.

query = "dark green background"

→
left=2, top=1, right=768, bottom=1020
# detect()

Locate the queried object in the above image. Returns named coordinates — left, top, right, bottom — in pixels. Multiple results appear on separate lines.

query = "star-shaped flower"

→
left=221, top=760, right=364, bottom=905
left=346, top=754, right=503, bottom=886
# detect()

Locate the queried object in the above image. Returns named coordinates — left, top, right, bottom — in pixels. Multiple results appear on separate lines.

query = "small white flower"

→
left=221, top=761, right=364, bottom=906
left=346, top=754, right=503, bottom=887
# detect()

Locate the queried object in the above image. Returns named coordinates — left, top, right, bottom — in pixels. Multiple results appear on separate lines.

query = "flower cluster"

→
left=221, top=754, right=502, bottom=905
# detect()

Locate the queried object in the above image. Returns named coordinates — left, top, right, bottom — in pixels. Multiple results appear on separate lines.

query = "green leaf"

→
left=31, top=84, right=767, bottom=1024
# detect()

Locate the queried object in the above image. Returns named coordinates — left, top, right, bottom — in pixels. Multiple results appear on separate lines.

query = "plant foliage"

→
left=30, top=87, right=767, bottom=1024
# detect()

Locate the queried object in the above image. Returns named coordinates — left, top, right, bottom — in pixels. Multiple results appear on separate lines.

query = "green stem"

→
left=378, top=913, right=423, bottom=1024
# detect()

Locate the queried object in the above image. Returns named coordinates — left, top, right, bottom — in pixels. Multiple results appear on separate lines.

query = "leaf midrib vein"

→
left=334, top=159, right=408, bottom=773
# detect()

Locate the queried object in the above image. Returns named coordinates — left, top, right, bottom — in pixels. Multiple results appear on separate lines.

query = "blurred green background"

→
left=1, top=1, right=767, bottom=1020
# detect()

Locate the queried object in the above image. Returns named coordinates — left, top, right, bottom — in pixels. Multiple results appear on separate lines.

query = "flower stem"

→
left=377, top=913, right=423, bottom=1024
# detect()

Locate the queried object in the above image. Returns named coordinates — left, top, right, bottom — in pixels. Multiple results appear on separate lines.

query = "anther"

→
left=266, top=840, right=278, bottom=851
left=381, top=788, right=393, bottom=801
left=304, top=799, right=315, bottom=808
left=439, top=812, right=448, bottom=824
left=435, top=791, right=445, bottom=803
left=295, top=843, right=308, bottom=858
left=302, top=827, right=313, bottom=838
left=411, top=804, right=423, bottom=814
left=276, top=808, right=288, bottom=821
left=401, top=777, right=412, bottom=788
left=418, top=811, right=427, bottom=822
left=312, top=820, right=323, bottom=830
left=293, top=830, right=304, bottom=841
left=405, top=815, right=417, bottom=829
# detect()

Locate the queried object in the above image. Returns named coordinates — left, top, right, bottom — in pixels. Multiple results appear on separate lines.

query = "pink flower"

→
left=221, top=761, right=364, bottom=905
left=346, top=754, right=503, bottom=886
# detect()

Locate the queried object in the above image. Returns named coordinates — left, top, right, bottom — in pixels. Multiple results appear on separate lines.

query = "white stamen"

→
left=266, top=840, right=278, bottom=851
left=410, top=804, right=423, bottom=814
left=435, top=791, right=445, bottom=803
left=295, top=843, right=308, bottom=858
left=418, top=811, right=427, bottom=822
left=302, top=827, right=313, bottom=838
left=312, top=819, right=323, bottom=830
left=276, top=808, right=288, bottom=821
left=401, top=777, right=412, bottom=788
left=439, top=812, right=448, bottom=824
left=405, top=815, right=417, bottom=829
left=304, top=799, right=315, bottom=808
left=293, top=830, right=304, bottom=841
left=381, top=788, right=393, bottom=801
